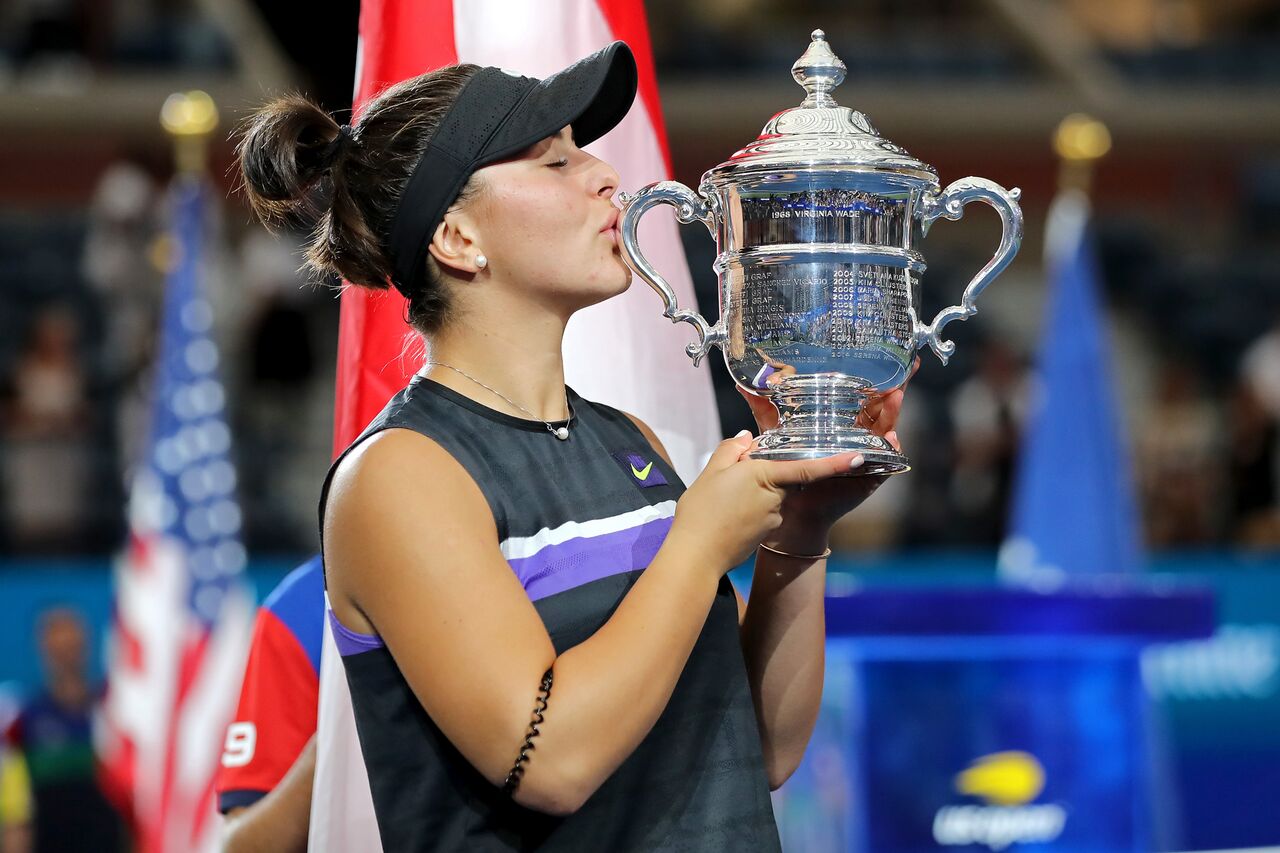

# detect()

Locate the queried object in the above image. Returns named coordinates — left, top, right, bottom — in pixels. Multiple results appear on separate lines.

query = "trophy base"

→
left=748, top=430, right=910, bottom=476
left=743, top=375, right=911, bottom=476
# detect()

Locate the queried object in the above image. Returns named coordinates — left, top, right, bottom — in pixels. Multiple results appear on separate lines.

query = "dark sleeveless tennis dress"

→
left=317, top=375, right=782, bottom=852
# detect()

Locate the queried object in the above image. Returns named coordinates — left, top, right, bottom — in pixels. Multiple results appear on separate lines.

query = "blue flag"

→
left=999, top=190, right=1143, bottom=581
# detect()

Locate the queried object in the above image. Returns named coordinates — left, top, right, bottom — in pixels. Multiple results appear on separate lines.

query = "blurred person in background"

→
left=1232, top=321, right=1280, bottom=545
left=4, top=609, right=122, bottom=853
left=947, top=339, right=1029, bottom=546
left=1241, top=316, right=1280, bottom=426
left=1228, top=378, right=1278, bottom=545
left=1138, top=358, right=1222, bottom=546
left=235, top=231, right=325, bottom=548
left=82, top=158, right=163, bottom=383
left=82, top=157, right=164, bottom=478
left=2, top=306, right=87, bottom=437
left=0, top=305, right=91, bottom=551
left=0, top=691, right=33, bottom=853
left=216, top=556, right=324, bottom=853
left=0, top=749, right=32, bottom=853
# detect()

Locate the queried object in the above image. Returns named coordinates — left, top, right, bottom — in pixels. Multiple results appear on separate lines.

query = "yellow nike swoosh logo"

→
left=631, top=461, right=654, bottom=480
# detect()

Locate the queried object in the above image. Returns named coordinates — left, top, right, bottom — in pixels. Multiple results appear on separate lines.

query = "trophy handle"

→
left=617, top=181, right=724, bottom=367
left=916, top=178, right=1024, bottom=364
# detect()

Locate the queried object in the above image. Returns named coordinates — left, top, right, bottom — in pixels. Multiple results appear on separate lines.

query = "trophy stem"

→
left=748, top=375, right=911, bottom=476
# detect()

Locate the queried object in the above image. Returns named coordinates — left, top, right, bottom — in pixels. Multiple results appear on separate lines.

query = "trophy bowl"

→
left=620, top=29, right=1024, bottom=475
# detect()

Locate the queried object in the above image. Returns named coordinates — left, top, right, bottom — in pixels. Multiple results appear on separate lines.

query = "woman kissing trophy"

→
left=620, top=29, right=1024, bottom=475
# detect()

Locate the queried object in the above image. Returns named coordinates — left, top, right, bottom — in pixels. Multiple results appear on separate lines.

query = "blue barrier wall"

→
left=2, top=552, right=1277, bottom=849
left=0, top=558, right=297, bottom=692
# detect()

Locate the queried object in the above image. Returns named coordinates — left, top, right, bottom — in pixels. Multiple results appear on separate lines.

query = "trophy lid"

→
left=705, top=30, right=938, bottom=187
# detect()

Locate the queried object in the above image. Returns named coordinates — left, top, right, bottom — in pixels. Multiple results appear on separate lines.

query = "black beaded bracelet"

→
left=502, top=667, right=554, bottom=795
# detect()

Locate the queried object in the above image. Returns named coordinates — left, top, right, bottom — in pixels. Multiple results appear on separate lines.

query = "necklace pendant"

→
left=426, top=362, right=573, bottom=440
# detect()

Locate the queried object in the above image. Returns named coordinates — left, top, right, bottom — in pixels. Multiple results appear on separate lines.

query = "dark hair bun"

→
left=236, top=93, right=345, bottom=231
left=234, top=65, right=479, bottom=332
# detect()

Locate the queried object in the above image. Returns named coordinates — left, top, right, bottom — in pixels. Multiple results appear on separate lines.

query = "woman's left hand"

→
left=736, top=358, right=918, bottom=551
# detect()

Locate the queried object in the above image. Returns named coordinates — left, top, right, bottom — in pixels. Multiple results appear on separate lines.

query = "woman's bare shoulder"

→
left=324, top=427, right=499, bottom=629
left=328, top=427, right=492, bottom=519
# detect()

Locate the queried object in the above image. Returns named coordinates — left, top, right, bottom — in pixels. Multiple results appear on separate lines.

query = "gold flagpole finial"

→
left=1053, top=113, right=1111, bottom=195
left=161, top=90, right=220, bottom=176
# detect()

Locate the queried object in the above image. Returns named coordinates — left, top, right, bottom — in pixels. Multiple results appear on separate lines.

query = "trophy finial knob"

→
left=792, top=28, right=847, bottom=108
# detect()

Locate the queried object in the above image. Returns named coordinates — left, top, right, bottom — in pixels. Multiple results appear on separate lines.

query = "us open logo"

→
left=931, top=752, right=1067, bottom=851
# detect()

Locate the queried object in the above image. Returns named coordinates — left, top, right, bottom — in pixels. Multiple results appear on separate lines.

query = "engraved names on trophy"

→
left=742, top=269, right=814, bottom=350
left=742, top=265, right=913, bottom=359
left=837, top=266, right=914, bottom=352
left=740, top=189, right=906, bottom=247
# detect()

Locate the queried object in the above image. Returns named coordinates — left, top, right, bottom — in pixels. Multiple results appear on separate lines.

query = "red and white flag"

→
left=98, top=178, right=255, bottom=853
left=312, top=3, right=719, bottom=849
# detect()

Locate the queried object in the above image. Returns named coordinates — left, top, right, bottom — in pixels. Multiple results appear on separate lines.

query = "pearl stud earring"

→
left=475, top=254, right=487, bottom=269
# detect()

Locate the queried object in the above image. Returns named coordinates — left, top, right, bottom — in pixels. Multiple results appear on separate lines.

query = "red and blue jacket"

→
left=215, top=556, right=323, bottom=813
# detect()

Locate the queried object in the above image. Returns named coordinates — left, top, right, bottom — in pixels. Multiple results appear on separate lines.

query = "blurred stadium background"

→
left=0, top=0, right=1278, bottom=851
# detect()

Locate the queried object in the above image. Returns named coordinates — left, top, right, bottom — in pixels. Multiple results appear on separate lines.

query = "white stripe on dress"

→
left=499, top=500, right=677, bottom=561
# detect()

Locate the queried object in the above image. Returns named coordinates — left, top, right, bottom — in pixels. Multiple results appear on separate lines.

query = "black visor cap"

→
left=387, top=42, right=638, bottom=298
left=478, top=40, right=638, bottom=164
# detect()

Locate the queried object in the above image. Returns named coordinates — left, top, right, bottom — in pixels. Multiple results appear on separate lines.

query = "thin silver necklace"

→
left=423, top=361, right=573, bottom=440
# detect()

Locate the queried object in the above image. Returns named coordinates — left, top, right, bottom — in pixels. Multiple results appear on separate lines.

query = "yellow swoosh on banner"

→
left=954, top=751, right=1045, bottom=806
left=631, top=461, right=654, bottom=480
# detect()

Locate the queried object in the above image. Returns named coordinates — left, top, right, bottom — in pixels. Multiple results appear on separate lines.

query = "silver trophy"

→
left=619, top=29, right=1023, bottom=474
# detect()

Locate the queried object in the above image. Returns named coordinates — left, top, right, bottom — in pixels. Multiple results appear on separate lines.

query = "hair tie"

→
left=321, top=124, right=355, bottom=170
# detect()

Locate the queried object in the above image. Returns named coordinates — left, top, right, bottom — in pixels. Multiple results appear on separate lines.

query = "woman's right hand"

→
left=669, top=431, right=863, bottom=577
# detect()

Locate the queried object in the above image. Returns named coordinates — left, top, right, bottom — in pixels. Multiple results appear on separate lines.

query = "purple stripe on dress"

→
left=511, top=515, right=674, bottom=602
left=327, top=608, right=385, bottom=656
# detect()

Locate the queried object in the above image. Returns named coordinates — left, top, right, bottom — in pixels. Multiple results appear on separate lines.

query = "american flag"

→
left=98, top=176, right=254, bottom=853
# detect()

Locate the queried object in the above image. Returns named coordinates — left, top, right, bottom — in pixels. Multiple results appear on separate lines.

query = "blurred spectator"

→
left=3, top=305, right=87, bottom=437
left=82, top=158, right=164, bottom=478
left=82, top=159, right=163, bottom=385
left=4, top=609, right=123, bottom=853
left=0, top=305, right=92, bottom=551
left=241, top=232, right=316, bottom=396
left=947, top=340, right=1029, bottom=546
left=233, top=231, right=325, bottom=548
left=1231, top=323, right=1280, bottom=545
left=0, top=687, right=32, bottom=853
left=1137, top=359, right=1222, bottom=546
left=1241, top=318, right=1280, bottom=420
left=0, top=741, right=32, bottom=853
left=1228, top=380, right=1280, bottom=545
